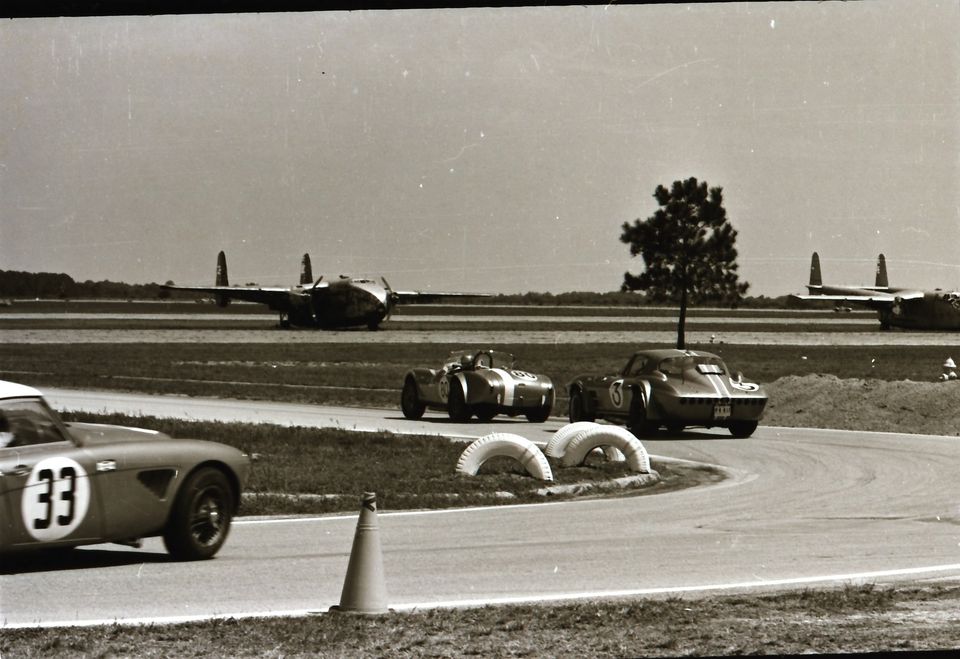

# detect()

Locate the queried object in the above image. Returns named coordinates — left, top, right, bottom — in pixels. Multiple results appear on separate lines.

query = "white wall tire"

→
left=456, top=433, right=554, bottom=481
left=545, top=422, right=600, bottom=458
left=560, top=426, right=651, bottom=473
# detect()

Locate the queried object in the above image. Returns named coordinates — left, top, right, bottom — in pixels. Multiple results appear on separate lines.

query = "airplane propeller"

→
left=381, top=276, right=400, bottom=321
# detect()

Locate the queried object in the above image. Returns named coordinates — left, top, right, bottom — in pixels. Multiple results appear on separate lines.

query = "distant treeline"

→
left=0, top=269, right=804, bottom=308
left=0, top=270, right=170, bottom=300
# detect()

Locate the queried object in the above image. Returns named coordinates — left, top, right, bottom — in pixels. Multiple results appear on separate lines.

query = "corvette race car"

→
left=401, top=349, right=555, bottom=422
left=568, top=348, right=767, bottom=438
left=0, top=380, right=249, bottom=560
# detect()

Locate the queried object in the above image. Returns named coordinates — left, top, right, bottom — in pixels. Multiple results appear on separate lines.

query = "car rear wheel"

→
left=401, top=378, right=426, bottom=420
left=447, top=380, right=472, bottom=422
left=728, top=420, right=758, bottom=438
left=525, top=406, right=550, bottom=423
left=568, top=389, right=594, bottom=423
left=163, top=467, right=235, bottom=561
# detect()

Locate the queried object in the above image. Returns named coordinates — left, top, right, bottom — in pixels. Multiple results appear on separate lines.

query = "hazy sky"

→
left=2, top=2, right=958, bottom=297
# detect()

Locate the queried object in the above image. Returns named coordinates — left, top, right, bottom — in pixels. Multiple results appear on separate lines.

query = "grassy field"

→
left=5, top=584, right=960, bottom=656
left=2, top=342, right=954, bottom=415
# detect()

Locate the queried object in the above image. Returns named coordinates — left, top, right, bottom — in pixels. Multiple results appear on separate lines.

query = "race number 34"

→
left=21, top=457, right=91, bottom=542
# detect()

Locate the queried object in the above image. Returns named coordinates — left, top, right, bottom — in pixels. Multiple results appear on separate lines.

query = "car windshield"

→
left=658, top=355, right=727, bottom=376
left=480, top=351, right=515, bottom=370
left=444, top=350, right=516, bottom=371
left=0, top=399, right=68, bottom=449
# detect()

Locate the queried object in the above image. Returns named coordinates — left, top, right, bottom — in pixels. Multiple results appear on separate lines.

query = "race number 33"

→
left=21, top=457, right=91, bottom=542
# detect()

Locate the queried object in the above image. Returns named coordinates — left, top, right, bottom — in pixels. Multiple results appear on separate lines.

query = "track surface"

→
left=4, top=391, right=960, bottom=628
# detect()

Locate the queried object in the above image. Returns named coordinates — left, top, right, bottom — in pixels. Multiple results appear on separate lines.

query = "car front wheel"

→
left=568, top=389, right=594, bottom=423
left=628, top=394, right=658, bottom=437
left=163, top=467, right=235, bottom=561
left=401, top=378, right=426, bottom=419
left=447, top=380, right=472, bottom=422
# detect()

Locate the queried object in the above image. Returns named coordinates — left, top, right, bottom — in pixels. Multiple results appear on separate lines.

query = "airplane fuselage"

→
left=805, top=284, right=960, bottom=330
left=276, top=278, right=390, bottom=330
left=877, top=290, right=960, bottom=330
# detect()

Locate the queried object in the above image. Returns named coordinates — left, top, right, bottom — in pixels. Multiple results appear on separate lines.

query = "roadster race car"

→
left=568, top=348, right=767, bottom=438
left=401, top=349, right=554, bottom=422
left=0, top=380, right=249, bottom=560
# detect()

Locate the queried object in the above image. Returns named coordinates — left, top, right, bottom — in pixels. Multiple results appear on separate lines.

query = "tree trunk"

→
left=677, top=286, right=687, bottom=349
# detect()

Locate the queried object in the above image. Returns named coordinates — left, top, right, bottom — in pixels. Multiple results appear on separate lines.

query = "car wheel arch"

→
left=170, top=461, right=241, bottom=512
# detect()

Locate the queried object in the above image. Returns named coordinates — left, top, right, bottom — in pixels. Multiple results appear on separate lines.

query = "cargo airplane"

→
left=791, top=252, right=960, bottom=330
left=162, top=251, right=489, bottom=330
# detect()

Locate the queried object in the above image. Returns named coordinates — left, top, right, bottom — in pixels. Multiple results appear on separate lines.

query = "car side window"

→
left=0, top=400, right=67, bottom=449
left=629, top=357, right=648, bottom=376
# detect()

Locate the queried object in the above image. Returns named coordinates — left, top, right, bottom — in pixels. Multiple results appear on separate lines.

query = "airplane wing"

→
left=791, top=290, right=925, bottom=304
left=162, top=284, right=313, bottom=309
left=392, top=290, right=492, bottom=304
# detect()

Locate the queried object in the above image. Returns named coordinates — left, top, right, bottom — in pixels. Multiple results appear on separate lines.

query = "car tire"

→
left=401, top=378, right=426, bottom=420
left=628, top=394, right=658, bottom=437
left=475, top=404, right=497, bottom=422
left=728, top=420, right=758, bottom=438
left=568, top=389, right=594, bottom=423
left=163, top=467, right=235, bottom=561
left=525, top=405, right=551, bottom=423
left=447, top=380, right=472, bottom=422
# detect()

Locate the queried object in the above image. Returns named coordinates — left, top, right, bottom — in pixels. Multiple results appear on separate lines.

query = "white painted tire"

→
left=544, top=422, right=601, bottom=458
left=560, top=426, right=651, bottom=473
left=456, top=433, right=554, bottom=482
left=545, top=422, right=625, bottom=463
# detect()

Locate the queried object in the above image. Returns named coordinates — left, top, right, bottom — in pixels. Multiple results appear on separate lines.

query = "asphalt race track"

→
left=4, top=391, right=960, bottom=628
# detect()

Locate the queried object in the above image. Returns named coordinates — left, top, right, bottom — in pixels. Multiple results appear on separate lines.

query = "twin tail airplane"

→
left=162, top=251, right=489, bottom=330
left=792, top=252, right=960, bottom=330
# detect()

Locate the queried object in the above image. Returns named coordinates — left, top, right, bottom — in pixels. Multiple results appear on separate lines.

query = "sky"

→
left=1, top=2, right=958, bottom=297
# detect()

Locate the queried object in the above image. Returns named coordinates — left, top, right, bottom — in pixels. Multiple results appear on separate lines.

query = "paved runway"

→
left=3, top=390, right=960, bottom=628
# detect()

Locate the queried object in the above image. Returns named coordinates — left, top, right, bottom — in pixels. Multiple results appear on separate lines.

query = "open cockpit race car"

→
left=401, top=349, right=555, bottom=423
left=568, top=348, right=767, bottom=438
left=0, top=380, right=249, bottom=560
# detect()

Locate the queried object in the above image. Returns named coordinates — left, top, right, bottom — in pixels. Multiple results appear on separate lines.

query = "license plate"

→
left=713, top=402, right=731, bottom=420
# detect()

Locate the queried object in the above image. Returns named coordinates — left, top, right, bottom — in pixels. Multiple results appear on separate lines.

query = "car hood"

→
left=67, top=422, right=173, bottom=446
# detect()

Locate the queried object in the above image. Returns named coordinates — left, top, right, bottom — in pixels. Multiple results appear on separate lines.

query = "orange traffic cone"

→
left=330, top=492, right=389, bottom=614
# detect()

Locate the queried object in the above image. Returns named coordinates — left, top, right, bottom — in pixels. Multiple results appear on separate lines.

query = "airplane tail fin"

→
left=300, top=253, right=313, bottom=286
left=215, top=251, right=230, bottom=307
left=807, top=252, right=822, bottom=290
left=875, top=253, right=889, bottom=289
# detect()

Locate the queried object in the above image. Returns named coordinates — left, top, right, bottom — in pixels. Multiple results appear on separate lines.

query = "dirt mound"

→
left=764, top=374, right=960, bottom=437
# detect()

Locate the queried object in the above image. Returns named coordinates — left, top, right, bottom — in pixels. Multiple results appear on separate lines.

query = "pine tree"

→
left=620, top=177, right=749, bottom=349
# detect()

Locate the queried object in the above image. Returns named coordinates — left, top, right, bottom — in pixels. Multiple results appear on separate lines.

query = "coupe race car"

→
left=401, top=349, right=555, bottom=422
left=0, top=380, right=249, bottom=560
left=568, top=348, right=767, bottom=438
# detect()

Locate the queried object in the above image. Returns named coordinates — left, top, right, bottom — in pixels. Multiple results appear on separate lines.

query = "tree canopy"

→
left=620, top=177, right=749, bottom=348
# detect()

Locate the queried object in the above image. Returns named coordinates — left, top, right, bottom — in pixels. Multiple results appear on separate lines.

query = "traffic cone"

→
left=330, top=492, right=389, bottom=614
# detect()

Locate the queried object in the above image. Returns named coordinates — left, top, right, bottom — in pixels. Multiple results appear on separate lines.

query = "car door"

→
left=0, top=400, right=103, bottom=551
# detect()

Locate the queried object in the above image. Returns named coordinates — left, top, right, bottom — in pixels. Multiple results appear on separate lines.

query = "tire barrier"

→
left=456, top=433, right=554, bottom=482
left=544, top=422, right=601, bottom=458
left=545, top=422, right=625, bottom=463
left=560, top=425, right=651, bottom=473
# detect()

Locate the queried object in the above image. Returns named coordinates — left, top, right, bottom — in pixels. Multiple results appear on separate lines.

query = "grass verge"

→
left=4, top=342, right=954, bottom=415
left=4, top=583, right=960, bottom=656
